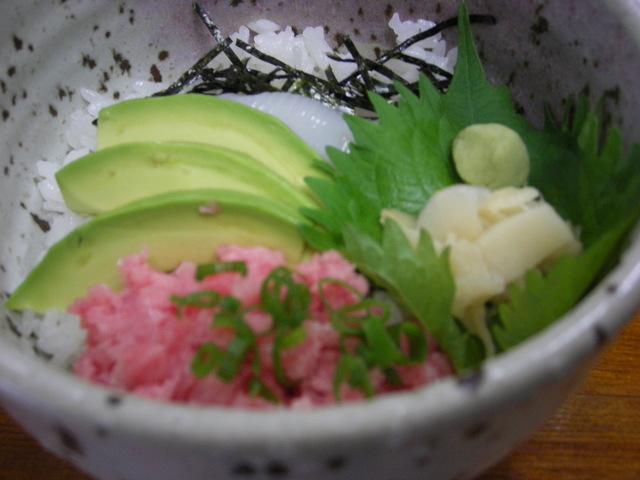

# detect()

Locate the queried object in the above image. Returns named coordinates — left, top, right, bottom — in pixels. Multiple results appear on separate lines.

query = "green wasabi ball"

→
left=452, top=123, right=530, bottom=190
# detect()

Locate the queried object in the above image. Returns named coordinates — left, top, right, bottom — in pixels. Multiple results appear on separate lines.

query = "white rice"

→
left=214, top=12, right=456, bottom=85
left=18, top=13, right=454, bottom=368
left=9, top=309, right=84, bottom=367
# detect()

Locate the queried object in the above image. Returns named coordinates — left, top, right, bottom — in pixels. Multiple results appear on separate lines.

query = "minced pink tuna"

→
left=71, top=245, right=453, bottom=409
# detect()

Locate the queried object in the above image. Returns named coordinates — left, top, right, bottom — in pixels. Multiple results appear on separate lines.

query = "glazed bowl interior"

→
left=1, top=1, right=640, bottom=480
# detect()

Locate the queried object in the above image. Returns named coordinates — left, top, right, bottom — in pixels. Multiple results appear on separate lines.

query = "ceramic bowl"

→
left=1, top=1, right=639, bottom=479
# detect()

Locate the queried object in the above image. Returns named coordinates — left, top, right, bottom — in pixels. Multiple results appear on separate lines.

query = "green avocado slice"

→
left=55, top=141, right=319, bottom=215
left=96, top=94, right=328, bottom=196
left=6, top=189, right=310, bottom=313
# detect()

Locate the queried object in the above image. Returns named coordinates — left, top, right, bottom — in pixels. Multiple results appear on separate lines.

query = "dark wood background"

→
left=1, top=310, right=638, bottom=479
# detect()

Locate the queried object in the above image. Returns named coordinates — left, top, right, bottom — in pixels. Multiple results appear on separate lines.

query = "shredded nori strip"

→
left=153, top=39, right=231, bottom=96
left=373, top=14, right=496, bottom=65
left=154, top=1, right=496, bottom=115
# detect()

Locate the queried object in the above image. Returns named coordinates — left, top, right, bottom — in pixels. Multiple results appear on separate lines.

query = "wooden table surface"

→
left=1, top=310, right=639, bottom=480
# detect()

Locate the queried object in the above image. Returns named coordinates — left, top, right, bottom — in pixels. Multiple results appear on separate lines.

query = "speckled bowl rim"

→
left=1, top=0, right=640, bottom=453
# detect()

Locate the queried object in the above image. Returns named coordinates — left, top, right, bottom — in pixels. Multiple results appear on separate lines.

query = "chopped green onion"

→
left=171, top=291, right=221, bottom=317
left=195, top=260, right=248, bottom=280
left=361, top=318, right=404, bottom=369
left=260, top=266, right=310, bottom=329
left=272, top=326, right=307, bottom=386
left=319, top=278, right=429, bottom=401
left=191, top=342, right=223, bottom=377
left=218, top=295, right=242, bottom=313
left=247, top=377, right=280, bottom=403
left=389, top=322, right=429, bottom=364
left=180, top=260, right=430, bottom=403
left=382, top=367, right=404, bottom=387
left=260, top=266, right=310, bottom=386
left=215, top=335, right=254, bottom=381
left=333, top=354, right=375, bottom=399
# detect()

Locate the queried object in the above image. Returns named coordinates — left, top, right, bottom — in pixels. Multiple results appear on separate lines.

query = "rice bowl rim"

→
left=1, top=0, right=640, bottom=449
left=0, top=222, right=638, bottom=446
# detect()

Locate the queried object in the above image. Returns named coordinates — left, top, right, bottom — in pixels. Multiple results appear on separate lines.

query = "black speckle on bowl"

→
left=604, top=85, right=622, bottom=107
left=326, top=456, right=347, bottom=471
left=593, top=325, right=609, bottom=347
left=106, top=393, right=125, bottom=407
left=414, top=452, right=431, bottom=468
left=150, top=64, right=162, bottom=83
left=29, top=212, right=51, bottom=233
left=456, top=367, right=484, bottom=392
left=464, top=421, right=490, bottom=439
left=530, top=16, right=549, bottom=45
left=231, top=462, right=256, bottom=476
left=12, top=34, right=23, bottom=51
left=265, top=460, right=289, bottom=477
left=54, top=424, right=85, bottom=456
left=82, top=54, right=97, bottom=69
left=94, top=424, right=110, bottom=439
left=112, top=50, right=132, bottom=75
left=513, top=100, right=526, bottom=116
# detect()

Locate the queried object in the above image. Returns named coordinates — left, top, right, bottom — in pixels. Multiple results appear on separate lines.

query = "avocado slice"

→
left=96, top=94, right=328, bottom=195
left=55, top=141, right=319, bottom=215
left=6, top=189, right=309, bottom=313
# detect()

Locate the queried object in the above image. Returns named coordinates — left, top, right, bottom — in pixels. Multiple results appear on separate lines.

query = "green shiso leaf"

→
left=339, top=78, right=459, bottom=216
left=299, top=161, right=384, bottom=250
left=491, top=218, right=633, bottom=351
left=442, top=4, right=530, bottom=132
left=533, top=95, right=640, bottom=247
left=342, top=220, right=484, bottom=371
